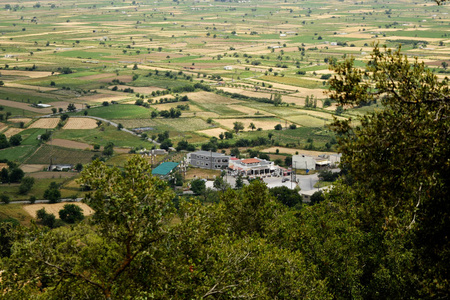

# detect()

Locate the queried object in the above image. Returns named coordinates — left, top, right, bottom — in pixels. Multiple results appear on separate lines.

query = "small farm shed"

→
left=152, top=162, right=179, bottom=177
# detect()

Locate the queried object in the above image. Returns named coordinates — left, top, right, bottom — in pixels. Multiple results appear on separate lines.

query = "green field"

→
left=75, top=104, right=152, bottom=119
left=52, top=125, right=150, bottom=148
left=24, top=145, right=94, bottom=165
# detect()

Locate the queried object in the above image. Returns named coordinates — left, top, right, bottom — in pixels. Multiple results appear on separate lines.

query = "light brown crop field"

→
left=24, top=203, right=94, bottom=219
left=20, top=164, right=48, bottom=173
left=50, top=138, right=93, bottom=150
left=9, top=118, right=32, bottom=124
left=63, top=118, right=98, bottom=129
left=198, top=128, right=226, bottom=138
left=3, top=127, right=25, bottom=137
left=28, top=118, right=59, bottom=129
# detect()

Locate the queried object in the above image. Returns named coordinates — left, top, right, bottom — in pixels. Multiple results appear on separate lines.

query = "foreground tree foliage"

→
left=0, top=157, right=330, bottom=299
left=325, top=44, right=450, bottom=298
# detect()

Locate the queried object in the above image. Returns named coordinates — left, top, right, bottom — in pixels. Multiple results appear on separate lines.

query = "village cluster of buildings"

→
left=183, top=150, right=341, bottom=178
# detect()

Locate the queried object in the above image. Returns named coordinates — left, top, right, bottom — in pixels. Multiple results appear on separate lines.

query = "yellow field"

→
left=0, top=70, right=55, bottom=78
left=63, top=118, right=98, bottom=129
left=198, top=127, right=227, bottom=138
left=23, top=202, right=94, bottom=219
left=20, top=164, right=47, bottom=173
left=3, top=127, right=25, bottom=137
left=28, top=118, right=59, bottom=129
left=9, top=118, right=32, bottom=124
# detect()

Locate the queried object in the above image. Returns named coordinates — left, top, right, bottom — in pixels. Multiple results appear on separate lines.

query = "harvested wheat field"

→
left=3, top=127, right=25, bottom=137
left=9, top=118, right=32, bottom=124
left=50, top=139, right=93, bottom=150
left=0, top=70, right=54, bottom=78
left=24, top=202, right=94, bottom=219
left=215, top=118, right=281, bottom=131
left=0, top=123, right=7, bottom=132
left=20, top=164, right=47, bottom=173
left=198, top=127, right=227, bottom=138
left=29, top=118, right=59, bottom=129
left=63, top=118, right=98, bottom=129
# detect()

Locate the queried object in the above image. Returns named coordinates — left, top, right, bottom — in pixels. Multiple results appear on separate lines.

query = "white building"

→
left=229, top=157, right=288, bottom=178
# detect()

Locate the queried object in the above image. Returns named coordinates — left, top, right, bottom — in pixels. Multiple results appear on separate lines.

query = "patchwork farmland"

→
left=0, top=0, right=448, bottom=202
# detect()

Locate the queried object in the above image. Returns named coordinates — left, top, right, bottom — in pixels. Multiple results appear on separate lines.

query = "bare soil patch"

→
left=24, top=202, right=94, bottom=219
left=20, top=164, right=47, bottom=173
left=63, top=118, right=98, bottom=129
left=3, top=127, right=25, bottom=137
left=28, top=118, right=59, bottom=129
left=185, top=168, right=221, bottom=180
left=50, top=139, right=93, bottom=150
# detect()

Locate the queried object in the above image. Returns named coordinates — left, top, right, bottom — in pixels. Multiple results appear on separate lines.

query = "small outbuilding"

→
left=152, top=162, right=179, bottom=177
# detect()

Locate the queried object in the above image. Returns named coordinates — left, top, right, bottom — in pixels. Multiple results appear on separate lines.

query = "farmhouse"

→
left=187, top=151, right=230, bottom=170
